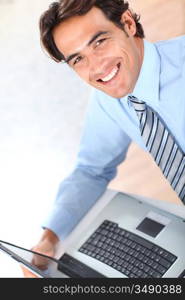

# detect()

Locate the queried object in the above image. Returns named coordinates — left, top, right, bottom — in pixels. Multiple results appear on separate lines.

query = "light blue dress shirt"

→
left=43, top=35, right=185, bottom=240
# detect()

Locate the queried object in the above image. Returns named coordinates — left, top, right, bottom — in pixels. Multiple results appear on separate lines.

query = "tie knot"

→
left=128, top=95, right=146, bottom=112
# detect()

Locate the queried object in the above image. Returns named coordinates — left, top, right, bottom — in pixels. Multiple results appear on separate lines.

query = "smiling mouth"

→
left=97, top=63, right=121, bottom=84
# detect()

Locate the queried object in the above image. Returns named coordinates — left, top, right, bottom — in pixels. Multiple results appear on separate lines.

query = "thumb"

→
left=20, top=265, right=39, bottom=278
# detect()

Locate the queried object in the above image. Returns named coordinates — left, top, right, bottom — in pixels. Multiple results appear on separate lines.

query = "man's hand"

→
left=21, top=229, right=59, bottom=278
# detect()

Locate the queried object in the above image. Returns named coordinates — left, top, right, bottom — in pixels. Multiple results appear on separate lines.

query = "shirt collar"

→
left=127, top=40, right=160, bottom=105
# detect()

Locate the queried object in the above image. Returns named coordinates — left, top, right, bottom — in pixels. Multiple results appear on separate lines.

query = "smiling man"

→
left=23, top=0, right=185, bottom=277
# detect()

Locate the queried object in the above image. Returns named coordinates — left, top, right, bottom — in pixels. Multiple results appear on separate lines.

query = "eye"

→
left=95, top=38, right=107, bottom=48
left=73, top=56, right=83, bottom=65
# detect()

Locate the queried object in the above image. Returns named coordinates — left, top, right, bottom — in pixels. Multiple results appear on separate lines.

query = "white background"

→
left=0, top=0, right=91, bottom=277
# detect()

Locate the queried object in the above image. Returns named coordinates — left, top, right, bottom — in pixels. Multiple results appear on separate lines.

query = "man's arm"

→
left=42, top=90, right=131, bottom=240
left=23, top=90, right=131, bottom=277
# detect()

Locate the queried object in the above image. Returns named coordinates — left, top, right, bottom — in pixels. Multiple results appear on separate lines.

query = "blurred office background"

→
left=0, top=0, right=184, bottom=277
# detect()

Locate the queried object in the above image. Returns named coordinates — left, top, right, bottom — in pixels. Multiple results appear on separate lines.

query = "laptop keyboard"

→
left=79, top=220, right=177, bottom=278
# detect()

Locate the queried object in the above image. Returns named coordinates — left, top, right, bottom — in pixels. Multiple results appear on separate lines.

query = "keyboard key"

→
left=113, top=257, right=119, bottom=263
left=106, top=246, right=112, bottom=251
left=138, top=263, right=145, bottom=270
left=143, top=265, right=150, bottom=273
left=142, top=273, right=148, bottom=278
left=119, top=244, right=126, bottom=251
left=158, top=249, right=165, bottom=256
left=99, top=257, right=104, bottom=262
left=129, top=249, right=134, bottom=255
left=154, top=255, right=161, bottom=263
left=102, top=244, right=108, bottom=250
left=120, top=252, right=126, bottom=259
left=119, top=230, right=126, bottom=236
left=112, top=234, right=119, bottom=240
left=125, top=254, right=131, bottom=261
left=130, top=273, right=136, bottom=278
left=136, top=269, right=144, bottom=277
left=109, top=254, right=114, bottom=260
left=136, top=245, right=142, bottom=251
left=152, top=271, right=162, bottom=278
left=159, top=258, right=171, bottom=269
left=150, top=253, right=156, bottom=259
left=115, top=249, right=122, bottom=256
left=134, top=261, right=140, bottom=267
left=140, top=246, right=146, bottom=254
left=130, top=235, right=153, bottom=249
left=132, top=266, right=139, bottom=274
left=124, top=269, right=130, bottom=276
left=143, top=256, right=149, bottom=264
left=138, top=254, right=144, bottom=260
left=148, top=268, right=155, bottom=276
left=117, top=236, right=123, bottom=242
left=164, top=252, right=177, bottom=263
left=126, top=240, right=132, bottom=246
left=130, top=257, right=136, bottom=264
left=147, top=259, right=153, bottom=266
left=122, top=262, right=129, bottom=268
left=101, top=236, right=107, bottom=242
left=152, top=246, right=160, bottom=253
left=116, top=265, right=122, bottom=271
left=118, top=258, right=124, bottom=265
left=128, top=264, right=134, bottom=271
left=157, top=265, right=167, bottom=275
left=130, top=242, right=137, bottom=249
left=121, top=267, right=127, bottom=274
left=114, top=242, right=120, bottom=248
left=123, top=246, right=129, bottom=253
left=152, top=262, right=159, bottom=269
left=145, top=249, right=152, bottom=256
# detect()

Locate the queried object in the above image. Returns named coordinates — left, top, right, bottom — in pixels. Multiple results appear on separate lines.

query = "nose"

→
left=89, top=54, right=107, bottom=81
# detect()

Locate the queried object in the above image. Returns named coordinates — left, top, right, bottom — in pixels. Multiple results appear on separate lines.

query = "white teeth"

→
left=101, top=66, right=119, bottom=82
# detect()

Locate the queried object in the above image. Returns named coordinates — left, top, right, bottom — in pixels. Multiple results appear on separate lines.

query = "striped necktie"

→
left=128, top=95, right=185, bottom=203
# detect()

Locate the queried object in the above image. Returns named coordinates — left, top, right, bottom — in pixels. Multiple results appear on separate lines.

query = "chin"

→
left=105, top=89, right=130, bottom=99
left=93, top=80, right=131, bottom=98
left=104, top=82, right=131, bottom=99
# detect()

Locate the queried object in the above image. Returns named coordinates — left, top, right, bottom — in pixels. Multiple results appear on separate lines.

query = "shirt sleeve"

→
left=42, top=89, right=131, bottom=240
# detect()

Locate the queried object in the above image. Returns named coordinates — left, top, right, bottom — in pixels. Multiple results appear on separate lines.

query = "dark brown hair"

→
left=39, top=0, right=145, bottom=62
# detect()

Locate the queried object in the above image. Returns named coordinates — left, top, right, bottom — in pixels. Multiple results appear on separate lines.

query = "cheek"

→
left=118, top=39, right=137, bottom=63
left=119, top=45, right=133, bottom=65
left=75, top=69, right=89, bottom=82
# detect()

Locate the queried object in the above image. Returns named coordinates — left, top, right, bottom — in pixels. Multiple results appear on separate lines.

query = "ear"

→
left=120, top=10, right=137, bottom=36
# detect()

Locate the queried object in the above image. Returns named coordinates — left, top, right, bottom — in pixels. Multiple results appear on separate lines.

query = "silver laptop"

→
left=1, top=191, right=185, bottom=278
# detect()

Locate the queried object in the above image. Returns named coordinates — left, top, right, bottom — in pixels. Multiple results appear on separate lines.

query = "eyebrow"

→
left=65, top=31, right=109, bottom=64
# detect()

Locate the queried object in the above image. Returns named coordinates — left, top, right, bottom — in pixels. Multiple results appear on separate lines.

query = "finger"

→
left=32, top=254, right=50, bottom=270
left=31, top=245, right=55, bottom=268
left=20, top=265, right=38, bottom=278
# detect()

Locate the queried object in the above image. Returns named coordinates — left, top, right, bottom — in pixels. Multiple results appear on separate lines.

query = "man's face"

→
left=53, top=7, right=144, bottom=98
